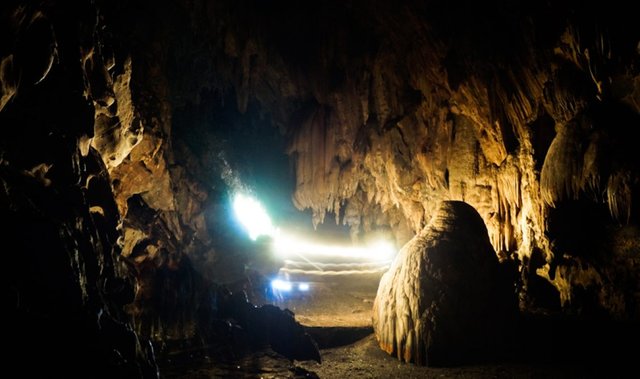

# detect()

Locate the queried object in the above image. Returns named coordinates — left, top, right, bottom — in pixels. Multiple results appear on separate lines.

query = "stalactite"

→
left=494, top=158, right=522, bottom=255
left=0, top=55, right=17, bottom=111
left=607, top=170, right=633, bottom=224
left=540, top=121, right=586, bottom=206
left=581, top=130, right=606, bottom=197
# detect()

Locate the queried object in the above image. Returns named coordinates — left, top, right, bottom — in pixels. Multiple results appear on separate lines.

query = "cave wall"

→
left=2, top=0, right=639, bottom=372
left=1, top=0, right=158, bottom=376
left=146, top=0, right=639, bottom=318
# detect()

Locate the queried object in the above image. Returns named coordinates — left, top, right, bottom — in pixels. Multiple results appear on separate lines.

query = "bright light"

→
left=233, top=194, right=276, bottom=240
left=298, top=282, right=310, bottom=291
left=271, top=279, right=292, bottom=291
left=231, top=192, right=396, bottom=276
left=272, top=234, right=396, bottom=262
left=369, top=240, right=396, bottom=261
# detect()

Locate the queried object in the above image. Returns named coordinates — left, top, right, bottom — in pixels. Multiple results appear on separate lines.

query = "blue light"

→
left=271, top=279, right=292, bottom=291
left=298, top=282, right=310, bottom=291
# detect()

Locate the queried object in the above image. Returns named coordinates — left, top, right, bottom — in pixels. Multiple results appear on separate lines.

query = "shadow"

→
left=304, top=326, right=374, bottom=349
left=507, top=313, right=640, bottom=374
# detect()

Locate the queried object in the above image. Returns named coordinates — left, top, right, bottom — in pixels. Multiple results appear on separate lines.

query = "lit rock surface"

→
left=2, top=0, right=639, bottom=376
left=373, top=201, right=517, bottom=366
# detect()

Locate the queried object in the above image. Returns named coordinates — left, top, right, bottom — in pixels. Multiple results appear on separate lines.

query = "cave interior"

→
left=2, top=0, right=639, bottom=378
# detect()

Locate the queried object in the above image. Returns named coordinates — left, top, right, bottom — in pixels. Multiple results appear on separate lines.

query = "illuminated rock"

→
left=373, top=201, right=517, bottom=366
left=91, top=57, right=143, bottom=168
left=2, top=0, right=639, bottom=375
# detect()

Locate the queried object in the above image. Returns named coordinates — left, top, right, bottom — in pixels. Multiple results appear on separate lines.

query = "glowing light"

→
left=369, top=240, right=396, bottom=261
left=272, top=234, right=395, bottom=262
left=298, top=282, right=310, bottom=291
left=271, top=279, right=292, bottom=291
left=233, top=194, right=276, bottom=240
left=231, top=192, right=396, bottom=279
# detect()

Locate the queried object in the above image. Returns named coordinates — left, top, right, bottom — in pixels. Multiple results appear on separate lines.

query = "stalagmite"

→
left=373, top=201, right=517, bottom=366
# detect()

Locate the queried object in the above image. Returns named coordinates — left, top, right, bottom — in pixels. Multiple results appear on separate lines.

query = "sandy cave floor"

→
left=160, top=274, right=635, bottom=379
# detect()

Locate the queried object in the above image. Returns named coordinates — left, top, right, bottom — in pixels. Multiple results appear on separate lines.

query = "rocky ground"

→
left=160, top=273, right=637, bottom=379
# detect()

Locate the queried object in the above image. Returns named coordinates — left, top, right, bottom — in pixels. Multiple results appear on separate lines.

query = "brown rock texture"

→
left=2, top=0, right=639, bottom=374
left=0, top=1, right=159, bottom=377
left=373, top=201, right=516, bottom=365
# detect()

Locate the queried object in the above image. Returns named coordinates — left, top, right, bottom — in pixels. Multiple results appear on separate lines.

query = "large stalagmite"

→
left=373, top=201, right=516, bottom=366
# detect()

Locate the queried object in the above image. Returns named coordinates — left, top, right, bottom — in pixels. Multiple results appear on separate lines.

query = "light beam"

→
left=233, top=193, right=276, bottom=240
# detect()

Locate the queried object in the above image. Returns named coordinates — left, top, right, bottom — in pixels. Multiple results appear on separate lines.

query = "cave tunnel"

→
left=2, top=0, right=639, bottom=378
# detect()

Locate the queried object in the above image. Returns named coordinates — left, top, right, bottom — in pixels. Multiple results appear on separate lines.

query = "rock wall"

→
left=178, top=0, right=639, bottom=319
left=2, top=0, right=639, bottom=372
left=118, top=0, right=639, bottom=357
left=1, top=1, right=158, bottom=376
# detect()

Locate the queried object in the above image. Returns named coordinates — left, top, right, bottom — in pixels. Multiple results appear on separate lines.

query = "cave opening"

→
left=2, top=0, right=639, bottom=378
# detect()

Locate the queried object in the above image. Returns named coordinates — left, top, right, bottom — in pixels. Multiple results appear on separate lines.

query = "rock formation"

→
left=2, top=0, right=639, bottom=374
left=373, top=201, right=517, bottom=365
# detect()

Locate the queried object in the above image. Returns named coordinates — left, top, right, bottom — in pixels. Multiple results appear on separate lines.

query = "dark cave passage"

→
left=2, top=0, right=639, bottom=377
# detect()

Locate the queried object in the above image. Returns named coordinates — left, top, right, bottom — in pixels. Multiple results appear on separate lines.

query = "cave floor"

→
left=161, top=332, right=603, bottom=379
left=160, top=273, right=636, bottom=378
left=271, top=272, right=382, bottom=328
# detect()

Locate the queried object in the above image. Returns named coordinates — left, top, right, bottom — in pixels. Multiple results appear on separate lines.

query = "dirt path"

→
left=161, top=273, right=636, bottom=378
left=161, top=328, right=615, bottom=379
left=300, top=332, right=606, bottom=379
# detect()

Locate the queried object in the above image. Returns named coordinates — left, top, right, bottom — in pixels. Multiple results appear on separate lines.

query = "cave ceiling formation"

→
left=1, top=0, right=639, bottom=375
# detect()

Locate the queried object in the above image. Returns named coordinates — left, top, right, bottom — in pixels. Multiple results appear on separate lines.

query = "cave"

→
left=2, top=0, right=639, bottom=378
